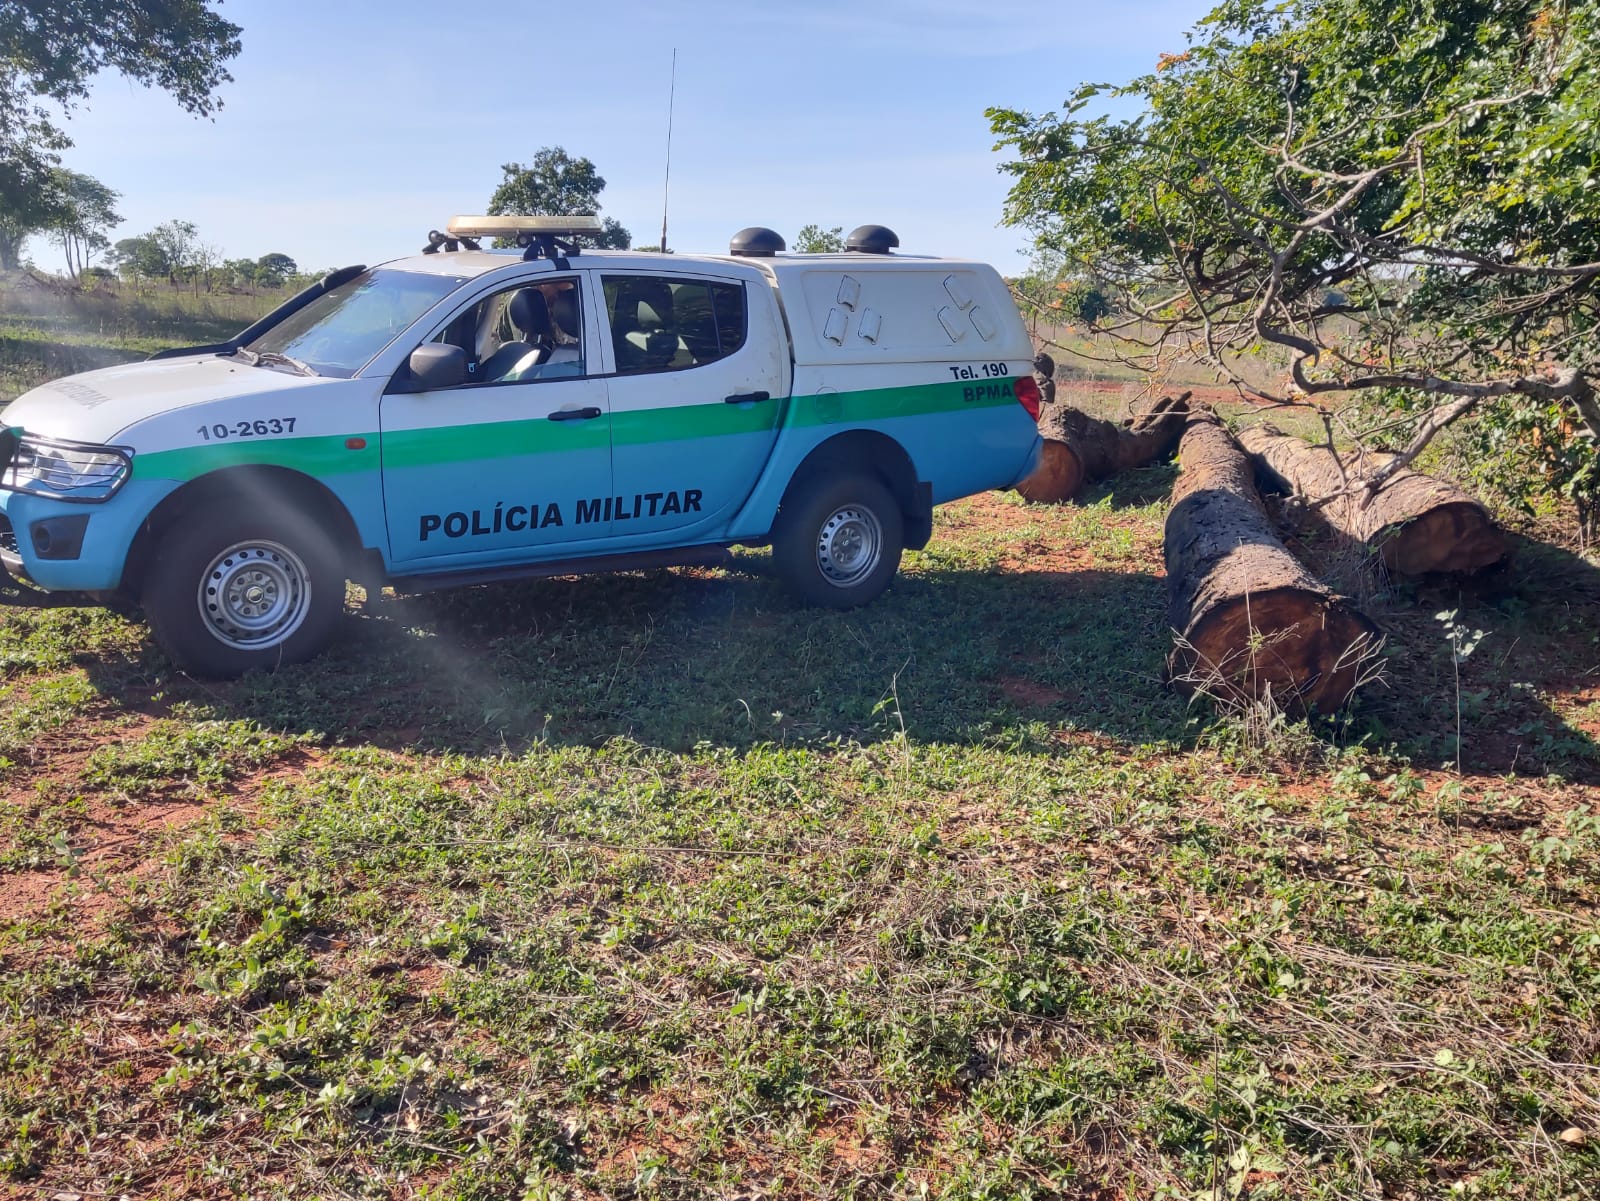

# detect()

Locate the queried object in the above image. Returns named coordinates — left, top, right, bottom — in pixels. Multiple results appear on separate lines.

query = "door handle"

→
left=724, top=391, right=772, bottom=404
left=548, top=406, right=603, bottom=422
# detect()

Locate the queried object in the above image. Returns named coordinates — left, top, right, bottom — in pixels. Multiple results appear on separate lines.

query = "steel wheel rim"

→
left=197, top=539, right=312, bottom=651
left=815, top=505, right=882, bottom=587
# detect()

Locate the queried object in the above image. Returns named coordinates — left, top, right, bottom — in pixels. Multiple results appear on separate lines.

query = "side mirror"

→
left=404, top=344, right=467, bottom=391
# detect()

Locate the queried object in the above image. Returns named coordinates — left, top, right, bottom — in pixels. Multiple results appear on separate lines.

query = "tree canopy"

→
left=0, top=0, right=240, bottom=269
left=793, top=224, right=844, bottom=253
left=254, top=252, right=297, bottom=286
left=108, top=219, right=200, bottom=284
left=990, top=0, right=1600, bottom=501
left=47, top=168, right=119, bottom=277
left=0, top=0, right=240, bottom=116
left=0, top=158, right=62, bottom=268
left=488, top=147, right=631, bottom=249
left=0, top=166, right=118, bottom=272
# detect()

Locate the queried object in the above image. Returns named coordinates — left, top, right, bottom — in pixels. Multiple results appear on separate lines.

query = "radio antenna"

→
left=659, top=48, right=676, bottom=254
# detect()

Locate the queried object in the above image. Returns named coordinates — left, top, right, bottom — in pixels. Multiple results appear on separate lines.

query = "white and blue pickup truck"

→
left=0, top=218, right=1043, bottom=676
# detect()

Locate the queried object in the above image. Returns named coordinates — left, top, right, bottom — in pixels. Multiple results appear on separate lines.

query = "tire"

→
left=140, top=503, right=346, bottom=677
left=771, top=472, right=904, bottom=608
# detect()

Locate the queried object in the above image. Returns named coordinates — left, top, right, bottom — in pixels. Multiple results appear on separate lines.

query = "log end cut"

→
left=1166, top=415, right=1381, bottom=714
left=1016, top=440, right=1085, bottom=503
left=1378, top=501, right=1506, bottom=576
left=1170, top=585, right=1380, bottom=714
left=1017, top=393, right=1191, bottom=503
left=1239, top=423, right=1506, bottom=577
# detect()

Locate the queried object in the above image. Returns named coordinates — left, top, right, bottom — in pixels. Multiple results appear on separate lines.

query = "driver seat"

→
left=480, top=288, right=555, bottom=381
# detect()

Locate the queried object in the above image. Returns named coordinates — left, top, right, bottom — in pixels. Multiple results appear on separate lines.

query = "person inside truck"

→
left=536, top=281, right=584, bottom=378
left=470, top=280, right=585, bottom=383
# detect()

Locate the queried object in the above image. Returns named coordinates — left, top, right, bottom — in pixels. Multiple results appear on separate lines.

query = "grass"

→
left=1, top=282, right=1598, bottom=1199
left=0, top=274, right=280, bottom=403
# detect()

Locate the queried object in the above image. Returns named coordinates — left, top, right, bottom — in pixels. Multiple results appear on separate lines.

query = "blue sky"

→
left=27, top=0, right=1216, bottom=276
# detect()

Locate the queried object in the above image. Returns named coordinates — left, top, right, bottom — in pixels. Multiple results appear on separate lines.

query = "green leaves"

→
left=792, top=224, right=844, bottom=253
left=0, top=1, right=241, bottom=267
left=0, top=0, right=241, bottom=115
left=487, top=147, right=632, bottom=249
left=990, top=0, right=1600, bottom=515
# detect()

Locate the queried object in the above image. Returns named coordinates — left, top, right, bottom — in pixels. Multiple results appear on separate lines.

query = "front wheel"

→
left=771, top=473, right=904, bottom=608
left=141, top=506, right=346, bottom=677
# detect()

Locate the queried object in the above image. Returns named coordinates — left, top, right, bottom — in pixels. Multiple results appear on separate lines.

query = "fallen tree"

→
left=991, top=1, right=1600, bottom=542
left=1237, top=424, right=1505, bottom=576
left=1166, top=414, right=1379, bottom=712
left=1018, top=391, right=1191, bottom=503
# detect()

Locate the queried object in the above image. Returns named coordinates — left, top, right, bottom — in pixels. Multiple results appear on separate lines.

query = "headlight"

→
left=1, top=433, right=132, bottom=502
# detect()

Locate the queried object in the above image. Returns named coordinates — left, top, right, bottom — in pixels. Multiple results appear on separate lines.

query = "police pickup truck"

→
left=0, top=218, right=1043, bottom=676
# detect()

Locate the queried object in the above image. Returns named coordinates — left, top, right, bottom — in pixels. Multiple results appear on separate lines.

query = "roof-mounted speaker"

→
left=730, top=227, right=786, bottom=257
left=845, top=225, right=899, bottom=255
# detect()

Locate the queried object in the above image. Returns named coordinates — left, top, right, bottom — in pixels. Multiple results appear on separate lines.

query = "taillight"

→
left=1013, top=374, right=1042, bottom=420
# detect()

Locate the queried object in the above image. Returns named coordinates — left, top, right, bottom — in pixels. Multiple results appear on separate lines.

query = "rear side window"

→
left=603, top=276, right=747, bottom=375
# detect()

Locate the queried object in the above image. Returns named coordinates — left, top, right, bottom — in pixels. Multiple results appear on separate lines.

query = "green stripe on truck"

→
left=131, top=379, right=1016, bottom=481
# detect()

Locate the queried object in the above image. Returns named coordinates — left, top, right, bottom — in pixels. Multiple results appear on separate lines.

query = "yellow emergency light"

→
left=444, top=215, right=606, bottom=240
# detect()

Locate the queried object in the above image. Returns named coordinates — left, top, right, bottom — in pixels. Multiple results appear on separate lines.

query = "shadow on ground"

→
left=11, top=518, right=1593, bottom=778
left=75, top=560, right=1185, bottom=757
left=1348, top=532, right=1600, bottom=780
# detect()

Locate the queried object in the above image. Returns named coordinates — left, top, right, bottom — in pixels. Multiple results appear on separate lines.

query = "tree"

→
left=793, top=224, right=844, bottom=254
left=0, top=52, right=70, bottom=269
left=190, top=237, right=223, bottom=293
left=215, top=253, right=294, bottom=292
left=107, top=220, right=202, bottom=285
left=108, top=236, right=161, bottom=282
left=0, top=0, right=241, bottom=268
left=254, top=252, right=297, bottom=288
left=0, top=166, right=115, bottom=274
left=0, top=163, right=61, bottom=269
left=989, top=0, right=1600, bottom=512
left=0, top=0, right=240, bottom=117
left=147, top=219, right=200, bottom=287
left=49, top=169, right=120, bottom=279
left=487, top=147, right=631, bottom=249
left=1012, top=251, right=1112, bottom=338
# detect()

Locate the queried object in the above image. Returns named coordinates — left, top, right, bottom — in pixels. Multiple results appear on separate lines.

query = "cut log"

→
left=1166, top=414, right=1380, bottom=712
left=1018, top=391, right=1192, bottom=503
left=1237, top=424, right=1504, bottom=575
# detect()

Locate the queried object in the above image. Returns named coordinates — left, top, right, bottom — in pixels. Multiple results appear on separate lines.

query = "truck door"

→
left=380, top=273, right=613, bottom=566
left=599, top=271, right=787, bottom=540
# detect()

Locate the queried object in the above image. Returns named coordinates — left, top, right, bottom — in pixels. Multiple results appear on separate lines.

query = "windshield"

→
left=244, top=269, right=466, bottom=377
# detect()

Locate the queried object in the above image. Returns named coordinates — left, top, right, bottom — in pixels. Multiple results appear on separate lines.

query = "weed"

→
left=1437, top=608, right=1490, bottom=773
left=1179, top=624, right=1386, bottom=771
left=82, top=718, right=304, bottom=797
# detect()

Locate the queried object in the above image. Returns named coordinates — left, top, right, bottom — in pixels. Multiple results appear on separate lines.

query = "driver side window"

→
left=431, top=276, right=586, bottom=385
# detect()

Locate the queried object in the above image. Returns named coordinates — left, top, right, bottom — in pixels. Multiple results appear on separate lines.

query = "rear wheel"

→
left=141, top=505, right=346, bottom=677
left=772, top=473, right=904, bottom=608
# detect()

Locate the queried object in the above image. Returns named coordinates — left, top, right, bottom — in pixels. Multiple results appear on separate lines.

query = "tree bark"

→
left=1166, top=414, right=1379, bottom=712
left=1018, top=391, right=1191, bottom=503
left=1237, top=424, right=1504, bottom=575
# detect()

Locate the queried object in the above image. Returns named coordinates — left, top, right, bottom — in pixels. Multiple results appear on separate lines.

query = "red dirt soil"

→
left=0, top=742, right=320, bottom=928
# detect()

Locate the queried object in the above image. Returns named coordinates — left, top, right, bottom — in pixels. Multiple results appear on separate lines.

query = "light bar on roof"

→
left=445, top=214, right=606, bottom=239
